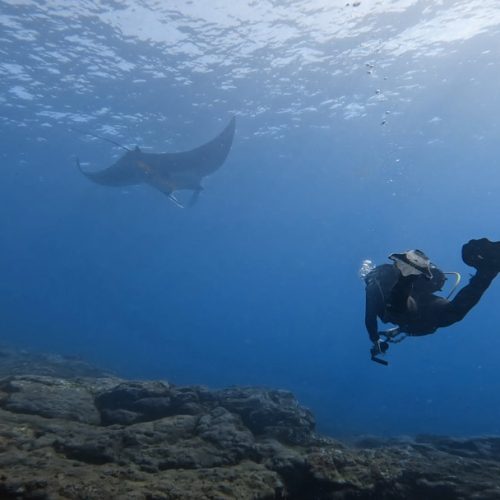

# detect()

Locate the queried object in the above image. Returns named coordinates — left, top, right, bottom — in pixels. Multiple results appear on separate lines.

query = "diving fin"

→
left=462, top=238, right=500, bottom=273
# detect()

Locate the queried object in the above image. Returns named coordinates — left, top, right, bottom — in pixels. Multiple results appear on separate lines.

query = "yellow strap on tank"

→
left=444, top=271, right=461, bottom=299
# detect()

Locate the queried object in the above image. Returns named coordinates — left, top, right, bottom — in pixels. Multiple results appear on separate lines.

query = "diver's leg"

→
left=440, top=271, right=497, bottom=324
left=435, top=238, right=500, bottom=327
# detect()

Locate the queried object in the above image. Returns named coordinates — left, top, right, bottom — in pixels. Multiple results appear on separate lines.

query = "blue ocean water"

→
left=1, top=0, right=500, bottom=438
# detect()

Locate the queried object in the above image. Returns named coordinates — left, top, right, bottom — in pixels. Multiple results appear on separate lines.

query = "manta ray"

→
left=77, top=116, right=235, bottom=207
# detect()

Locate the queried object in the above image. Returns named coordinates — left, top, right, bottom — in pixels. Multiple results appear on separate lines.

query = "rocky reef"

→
left=0, top=347, right=500, bottom=499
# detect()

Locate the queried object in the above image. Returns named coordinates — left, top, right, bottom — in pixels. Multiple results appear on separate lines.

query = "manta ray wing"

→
left=158, top=115, right=236, bottom=177
left=138, top=116, right=236, bottom=192
left=77, top=148, right=147, bottom=187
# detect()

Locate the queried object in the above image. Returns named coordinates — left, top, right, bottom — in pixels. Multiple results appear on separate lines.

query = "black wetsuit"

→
left=364, top=263, right=497, bottom=341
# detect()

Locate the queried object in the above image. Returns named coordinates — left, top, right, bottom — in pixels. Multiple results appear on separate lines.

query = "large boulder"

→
left=0, top=375, right=100, bottom=424
left=216, top=387, right=316, bottom=445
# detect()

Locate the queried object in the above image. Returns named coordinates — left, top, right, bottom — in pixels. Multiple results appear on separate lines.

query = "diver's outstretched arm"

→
left=365, top=283, right=384, bottom=343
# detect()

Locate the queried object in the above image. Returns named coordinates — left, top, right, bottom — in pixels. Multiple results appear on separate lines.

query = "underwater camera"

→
left=370, top=340, right=389, bottom=366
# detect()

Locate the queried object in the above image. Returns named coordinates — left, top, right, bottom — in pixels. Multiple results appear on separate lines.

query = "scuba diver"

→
left=363, top=238, right=500, bottom=366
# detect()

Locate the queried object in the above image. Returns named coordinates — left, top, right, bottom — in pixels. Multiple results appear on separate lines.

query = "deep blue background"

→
left=1, top=1, right=500, bottom=437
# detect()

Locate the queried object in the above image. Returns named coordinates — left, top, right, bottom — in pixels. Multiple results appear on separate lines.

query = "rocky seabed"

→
left=0, top=347, right=499, bottom=499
